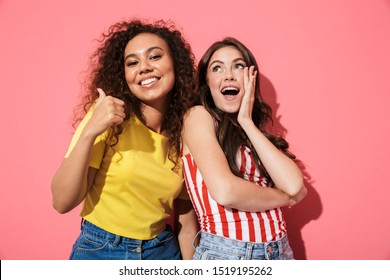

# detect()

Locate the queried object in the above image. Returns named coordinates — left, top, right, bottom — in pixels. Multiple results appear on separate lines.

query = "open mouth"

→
left=140, top=77, right=159, bottom=86
left=221, top=86, right=239, bottom=95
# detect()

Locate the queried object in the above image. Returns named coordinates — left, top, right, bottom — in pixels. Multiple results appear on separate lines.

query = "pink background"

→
left=1, top=0, right=389, bottom=260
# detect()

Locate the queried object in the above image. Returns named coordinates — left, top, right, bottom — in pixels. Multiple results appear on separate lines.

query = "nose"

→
left=224, top=70, right=236, bottom=81
left=139, top=59, right=152, bottom=74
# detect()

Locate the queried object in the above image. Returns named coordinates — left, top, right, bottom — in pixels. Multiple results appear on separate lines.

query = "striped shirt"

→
left=182, top=145, right=287, bottom=242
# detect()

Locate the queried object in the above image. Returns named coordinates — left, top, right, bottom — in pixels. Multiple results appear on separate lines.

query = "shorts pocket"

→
left=280, top=240, right=294, bottom=260
left=74, top=233, right=109, bottom=252
left=193, top=246, right=242, bottom=260
left=154, top=231, right=175, bottom=245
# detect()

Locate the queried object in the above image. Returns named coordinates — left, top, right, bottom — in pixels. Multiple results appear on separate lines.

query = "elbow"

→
left=282, top=176, right=306, bottom=198
left=299, top=185, right=308, bottom=199
left=301, top=185, right=308, bottom=199
left=51, top=186, right=73, bottom=214
left=53, top=207, right=68, bottom=215
left=288, top=183, right=307, bottom=202
left=51, top=178, right=75, bottom=214
left=52, top=199, right=72, bottom=214
left=208, top=181, right=236, bottom=208
left=290, top=184, right=307, bottom=206
left=212, top=193, right=232, bottom=208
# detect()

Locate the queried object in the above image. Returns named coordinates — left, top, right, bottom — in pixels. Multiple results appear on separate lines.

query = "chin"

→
left=220, top=107, right=239, bottom=114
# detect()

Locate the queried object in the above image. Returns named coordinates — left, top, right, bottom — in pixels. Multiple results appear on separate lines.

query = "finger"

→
left=249, top=66, right=256, bottom=84
left=97, top=88, right=106, bottom=99
left=103, top=95, right=125, bottom=106
left=252, top=70, right=257, bottom=87
left=112, top=98, right=125, bottom=106
left=244, top=67, right=249, bottom=85
left=112, top=115, right=125, bottom=126
left=95, top=88, right=107, bottom=107
left=115, top=110, right=126, bottom=119
left=248, top=65, right=254, bottom=76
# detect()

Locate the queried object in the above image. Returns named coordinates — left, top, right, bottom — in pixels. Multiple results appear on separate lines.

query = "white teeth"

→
left=141, top=77, right=157, bottom=86
left=222, top=87, right=238, bottom=92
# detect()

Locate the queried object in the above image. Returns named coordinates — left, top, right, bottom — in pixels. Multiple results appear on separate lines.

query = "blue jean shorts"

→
left=193, top=231, right=294, bottom=260
left=69, top=220, right=181, bottom=260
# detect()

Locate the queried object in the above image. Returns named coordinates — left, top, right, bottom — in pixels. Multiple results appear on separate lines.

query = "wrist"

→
left=80, top=124, right=101, bottom=142
left=238, top=117, right=255, bottom=130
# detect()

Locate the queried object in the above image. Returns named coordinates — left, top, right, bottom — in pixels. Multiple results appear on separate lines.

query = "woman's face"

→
left=124, top=33, right=175, bottom=108
left=206, top=46, right=247, bottom=113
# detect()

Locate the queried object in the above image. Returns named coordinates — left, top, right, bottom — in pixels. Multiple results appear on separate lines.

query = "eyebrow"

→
left=208, top=57, right=246, bottom=68
left=124, top=46, right=164, bottom=61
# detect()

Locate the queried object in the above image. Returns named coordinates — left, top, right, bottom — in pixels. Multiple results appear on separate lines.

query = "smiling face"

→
left=206, top=46, right=247, bottom=113
left=124, top=33, right=175, bottom=109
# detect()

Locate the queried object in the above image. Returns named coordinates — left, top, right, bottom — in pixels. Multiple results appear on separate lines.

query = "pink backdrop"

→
left=1, top=0, right=389, bottom=260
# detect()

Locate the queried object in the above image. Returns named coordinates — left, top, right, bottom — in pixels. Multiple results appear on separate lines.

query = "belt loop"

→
left=265, top=241, right=270, bottom=260
left=113, top=235, right=121, bottom=246
left=277, top=237, right=283, bottom=256
left=277, top=234, right=286, bottom=256
left=244, top=243, right=254, bottom=260
left=80, top=218, right=86, bottom=230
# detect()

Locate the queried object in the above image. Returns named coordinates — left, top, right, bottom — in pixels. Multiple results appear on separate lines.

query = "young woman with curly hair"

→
left=51, top=19, right=198, bottom=260
left=182, top=37, right=307, bottom=260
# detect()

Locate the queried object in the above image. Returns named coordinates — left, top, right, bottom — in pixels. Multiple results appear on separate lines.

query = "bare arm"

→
left=51, top=89, right=125, bottom=213
left=51, top=141, right=98, bottom=214
left=289, top=185, right=307, bottom=206
left=182, top=106, right=293, bottom=212
left=174, top=198, right=199, bottom=260
left=238, top=67, right=306, bottom=198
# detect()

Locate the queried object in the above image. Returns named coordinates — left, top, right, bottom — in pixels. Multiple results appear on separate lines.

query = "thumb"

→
left=96, top=88, right=106, bottom=106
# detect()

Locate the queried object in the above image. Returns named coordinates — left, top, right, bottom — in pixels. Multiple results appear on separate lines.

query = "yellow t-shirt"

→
left=65, top=110, right=187, bottom=239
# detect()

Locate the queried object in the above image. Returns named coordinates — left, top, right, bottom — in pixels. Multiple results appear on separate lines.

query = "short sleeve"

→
left=65, top=108, right=108, bottom=169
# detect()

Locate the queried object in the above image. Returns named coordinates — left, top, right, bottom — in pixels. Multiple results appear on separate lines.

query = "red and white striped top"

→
left=182, top=146, right=287, bottom=242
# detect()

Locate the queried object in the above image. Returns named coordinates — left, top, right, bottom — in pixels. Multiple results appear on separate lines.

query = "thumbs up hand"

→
left=96, top=88, right=107, bottom=107
left=85, top=88, right=126, bottom=137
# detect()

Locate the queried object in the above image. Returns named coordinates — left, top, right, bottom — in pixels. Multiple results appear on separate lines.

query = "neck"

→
left=141, top=103, right=167, bottom=134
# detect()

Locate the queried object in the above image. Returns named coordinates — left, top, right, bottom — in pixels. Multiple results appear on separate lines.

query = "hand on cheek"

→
left=238, top=66, right=257, bottom=126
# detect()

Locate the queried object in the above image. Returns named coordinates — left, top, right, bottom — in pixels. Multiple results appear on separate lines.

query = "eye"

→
left=126, top=60, right=138, bottom=67
left=212, top=65, right=221, bottom=72
left=150, top=54, right=162, bottom=60
left=234, top=63, right=246, bottom=70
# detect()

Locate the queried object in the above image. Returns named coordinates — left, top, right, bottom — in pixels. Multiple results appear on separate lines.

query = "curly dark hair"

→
left=75, top=19, right=197, bottom=171
left=197, top=37, right=295, bottom=180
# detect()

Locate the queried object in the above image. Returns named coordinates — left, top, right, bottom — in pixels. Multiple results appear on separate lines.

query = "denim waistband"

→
left=80, top=219, right=172, bottom=246
left=198, top=231, right=289, bottom=260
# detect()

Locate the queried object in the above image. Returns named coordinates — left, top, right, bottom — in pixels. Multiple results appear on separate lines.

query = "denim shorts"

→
left=69, top=220, right=181, bottom=260
left=193, top=231, right=294, bottom=260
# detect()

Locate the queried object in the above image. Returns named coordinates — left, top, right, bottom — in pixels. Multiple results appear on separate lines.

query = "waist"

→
left=199, top=231, right=289, bottom=256
left=81, top=198, right=172, bottom=239
left=80, top=220, right=173, bottom=243
left=199, top=212, right=287, bottom=243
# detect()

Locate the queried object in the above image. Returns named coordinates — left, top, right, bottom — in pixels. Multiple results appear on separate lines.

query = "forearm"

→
left=177, top=230, right=197, bottom=260
left=241, top=121, right=304, bottom=197
left=213, top=176, right=291, bottom=212
left=51, top=131, right=96, bottom=213
left=174, top=199, right=199, bottom=260
left=52, top=93, right=125, bottom=213
left=183, top=106, right=296, bottom=213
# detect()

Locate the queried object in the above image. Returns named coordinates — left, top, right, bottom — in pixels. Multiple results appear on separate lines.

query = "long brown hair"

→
left=74, top=19, right=197, bottom=171
left=197, top=37, right=295, bottom=180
